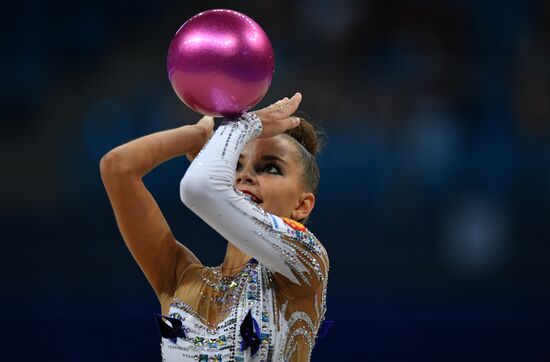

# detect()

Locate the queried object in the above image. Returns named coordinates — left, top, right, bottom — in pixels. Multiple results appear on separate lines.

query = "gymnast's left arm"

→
left=180, top=94, right=328, bottom=289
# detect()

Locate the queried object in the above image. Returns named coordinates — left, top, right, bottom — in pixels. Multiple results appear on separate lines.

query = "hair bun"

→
left=285, top=115, right=324, bottom=157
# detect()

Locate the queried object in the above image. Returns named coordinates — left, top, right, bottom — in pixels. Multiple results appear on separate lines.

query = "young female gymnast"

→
left=100, top=92, right=329, bottom=361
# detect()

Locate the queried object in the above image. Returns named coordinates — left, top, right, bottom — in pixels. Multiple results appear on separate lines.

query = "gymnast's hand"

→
left=186, top=116, right=214, bottom=162
left=254, top=92, right=302, bottom=138
left=186, top=93, right=301, bottom=161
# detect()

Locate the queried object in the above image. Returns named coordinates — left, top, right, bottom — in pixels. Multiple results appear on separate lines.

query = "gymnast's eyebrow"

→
left=238, top=154, right=288, bottom=164
left=261, top=155, right=288, bottom=164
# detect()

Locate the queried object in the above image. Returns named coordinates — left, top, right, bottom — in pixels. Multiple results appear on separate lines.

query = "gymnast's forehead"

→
left=239, top=136, right=296, bottom=162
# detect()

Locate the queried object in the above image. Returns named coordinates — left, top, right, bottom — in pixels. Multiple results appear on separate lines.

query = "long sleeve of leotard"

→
left=180, top=113, right=328, bottom=288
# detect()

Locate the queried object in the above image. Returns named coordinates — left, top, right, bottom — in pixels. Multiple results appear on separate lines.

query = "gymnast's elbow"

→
left=180, top=171, right=205, bottom=208
left=180, top=164, right=236, bottom=210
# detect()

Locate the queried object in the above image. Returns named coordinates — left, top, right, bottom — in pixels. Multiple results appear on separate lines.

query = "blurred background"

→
left=2, top=0, right=549, bottom=360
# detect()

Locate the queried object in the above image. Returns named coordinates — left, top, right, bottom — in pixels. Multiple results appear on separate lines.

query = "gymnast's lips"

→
left=239, top=189, right=262, bottom=204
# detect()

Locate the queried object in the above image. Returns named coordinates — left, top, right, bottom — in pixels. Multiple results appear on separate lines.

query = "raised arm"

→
left=180, top=94, right=329, bottom=290
left=99, top=117, right=214, bottom=306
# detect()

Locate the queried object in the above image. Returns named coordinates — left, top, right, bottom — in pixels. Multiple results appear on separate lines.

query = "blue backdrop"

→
left=2, top=0, right=549, bottom=361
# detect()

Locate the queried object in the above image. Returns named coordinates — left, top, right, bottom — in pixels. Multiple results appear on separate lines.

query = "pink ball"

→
left=167, top=9, right=275, bottom=117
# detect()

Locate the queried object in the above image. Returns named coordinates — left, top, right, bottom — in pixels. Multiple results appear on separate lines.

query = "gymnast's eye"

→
left=236, top=162, right=242, bottom=171
left=262, top=162, right=282, bottom=175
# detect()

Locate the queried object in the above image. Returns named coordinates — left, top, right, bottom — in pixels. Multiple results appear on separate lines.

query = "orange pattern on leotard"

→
left=282, top=217, right=307, bottom=232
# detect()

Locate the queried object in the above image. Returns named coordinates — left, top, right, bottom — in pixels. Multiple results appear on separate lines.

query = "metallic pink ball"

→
left=167, top=9, right=275, bottom=117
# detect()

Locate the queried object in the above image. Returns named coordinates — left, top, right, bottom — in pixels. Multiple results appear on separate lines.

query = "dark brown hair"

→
left=283, top=115, right=325, bottom=224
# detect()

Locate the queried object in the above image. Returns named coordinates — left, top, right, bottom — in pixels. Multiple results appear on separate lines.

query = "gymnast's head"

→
left=235, top=116, right=323, bottom=224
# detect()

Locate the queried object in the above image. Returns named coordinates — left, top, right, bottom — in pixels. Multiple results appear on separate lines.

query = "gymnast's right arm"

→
left=99, top=116, right=214, bottom=306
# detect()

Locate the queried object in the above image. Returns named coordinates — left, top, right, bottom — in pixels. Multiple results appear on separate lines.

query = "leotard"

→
left=159, top=113, right=329, bottom=361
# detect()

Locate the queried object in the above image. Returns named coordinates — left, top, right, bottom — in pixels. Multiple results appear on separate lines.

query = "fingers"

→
left=286, top=92, right=302, bottom=109
left=283, top=116, right=300, bottom=132
left=279, top=92, right=301, bottom=116
left=267, top=98, right=288, bottom=109
left=197, top=116, right=214, bottom=129
left=254, top=92, right=302, bottom=138
left=270, top=93, right=301, bottom=109
left=195, top=116, right=214, bottom=139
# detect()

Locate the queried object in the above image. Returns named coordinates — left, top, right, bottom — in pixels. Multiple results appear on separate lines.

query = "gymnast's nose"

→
left=236, top=166, right=257, bottom=185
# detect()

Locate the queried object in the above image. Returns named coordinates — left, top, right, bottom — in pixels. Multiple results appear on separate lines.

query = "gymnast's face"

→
left=235, top=135, right=315, bottom=222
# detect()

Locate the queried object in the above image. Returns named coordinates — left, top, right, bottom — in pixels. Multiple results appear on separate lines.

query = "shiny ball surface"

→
left=167, top=9, right=275, bottom=117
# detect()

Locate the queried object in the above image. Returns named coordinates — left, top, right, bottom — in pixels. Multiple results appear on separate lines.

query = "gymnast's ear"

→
left=291, top=192, right=315, bottom=221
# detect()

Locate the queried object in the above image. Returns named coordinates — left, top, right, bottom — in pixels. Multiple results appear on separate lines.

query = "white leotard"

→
left=159, top=113, right=329, bottom=361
